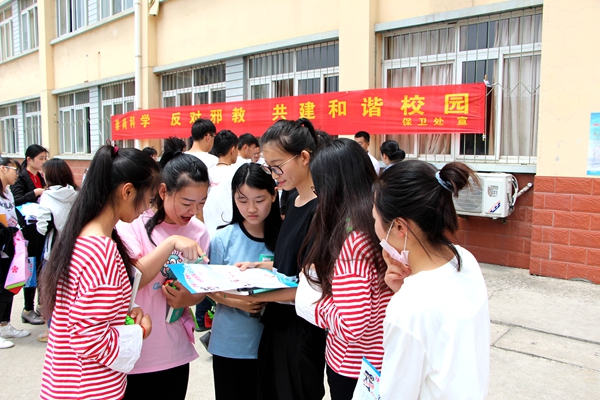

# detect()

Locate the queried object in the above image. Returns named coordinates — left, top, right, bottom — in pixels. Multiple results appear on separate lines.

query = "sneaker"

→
left=0, top=337, right=14, bottom=349
left=21, top=309, right=45, bottom=325
left=0, top=323, right=31, bottom=338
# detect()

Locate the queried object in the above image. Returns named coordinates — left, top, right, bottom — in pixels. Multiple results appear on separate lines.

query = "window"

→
left=0, top=7, right=13, bottom=61
left=248, top=41, right=339, bottom=99
left=161, top=63, right=226, bottom=107
left=382, top=8, right=542, bottom=165
left=99, top=0, right=133, bottom=19
left=57, top=0, right=87, bottom=36
left=20, top=0, right=38, bottom=51
left=100, top=80, right=135, bottom=147
left=0, top=105, right=19, bottom=154
left=24, top=100, right=41, bottom=148
left=58, top=90, right=91, bottom=154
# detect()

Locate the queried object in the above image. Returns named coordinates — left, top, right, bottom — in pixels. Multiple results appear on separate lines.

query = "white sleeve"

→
left=294, top=271, right=322, bottom=326
left=108, top=325, right=144, bottom=373
left=379, top=325, right=427, bottom=400
left=36, top=205, right=52, bottom=235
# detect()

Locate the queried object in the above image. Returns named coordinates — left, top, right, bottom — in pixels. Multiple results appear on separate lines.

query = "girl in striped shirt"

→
left=295, top=138, right=393, bottom=400
left=39, top=145, right=160, bottom=400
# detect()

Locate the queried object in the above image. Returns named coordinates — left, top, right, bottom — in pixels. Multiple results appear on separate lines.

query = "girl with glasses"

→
left=235, top=118, right=326, bottom=400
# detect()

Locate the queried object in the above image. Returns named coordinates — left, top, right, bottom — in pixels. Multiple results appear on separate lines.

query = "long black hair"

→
left=302, top=139, right=384, bottom=297
left=145, top=137, right=209, bottom=245
left=40, top=145, right=160, bottom=318
left=223, top=163, right=281, bottom=252
left=374, top=160, right=478, bottom=271
left=22, top=144, right=48, bottom=171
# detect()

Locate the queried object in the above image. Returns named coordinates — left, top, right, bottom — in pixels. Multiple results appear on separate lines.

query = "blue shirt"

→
left=207, top=223, right=272, bottom=359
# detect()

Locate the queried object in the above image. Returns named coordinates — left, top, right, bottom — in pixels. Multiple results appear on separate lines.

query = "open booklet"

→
left=169, top=263, right=298, bottom=294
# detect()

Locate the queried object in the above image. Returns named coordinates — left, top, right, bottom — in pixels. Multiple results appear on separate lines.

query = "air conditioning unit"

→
left=453, top=173, right=516, bottom=219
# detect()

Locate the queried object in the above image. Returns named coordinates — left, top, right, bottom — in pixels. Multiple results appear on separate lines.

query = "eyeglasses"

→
left=3, top=166, right=17, bottom=172
left=261, top=154, right=299, bottom=176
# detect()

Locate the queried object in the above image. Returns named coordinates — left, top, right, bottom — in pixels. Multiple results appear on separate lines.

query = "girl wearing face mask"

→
left=373, top=161, right=490, bottom=400
left=295, top=139, right=393, bottom=400
left=116, top=138, right=210, bottom=400
left=207, top=163, right=282, bottom=400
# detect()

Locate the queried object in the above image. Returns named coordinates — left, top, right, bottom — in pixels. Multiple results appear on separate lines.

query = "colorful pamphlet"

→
left=352, top=357, right=381, bottom=400
left=169, top=263, right=298, bottom=294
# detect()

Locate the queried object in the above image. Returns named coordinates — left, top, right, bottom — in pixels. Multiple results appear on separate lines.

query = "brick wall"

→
left=457, top=173, right=535, bottom=270
left=530, top=176, right=600, bottom=284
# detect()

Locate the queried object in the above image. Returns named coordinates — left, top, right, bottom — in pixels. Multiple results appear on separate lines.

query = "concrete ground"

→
left=1, top=263, right=599, bottom=399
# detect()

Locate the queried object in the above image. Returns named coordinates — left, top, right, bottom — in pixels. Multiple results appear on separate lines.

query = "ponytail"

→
left=261, top=118, right=319, bottom=155
left=40, top=145, right=160, bottom=318
left=374, top=160, right=478, bottom=271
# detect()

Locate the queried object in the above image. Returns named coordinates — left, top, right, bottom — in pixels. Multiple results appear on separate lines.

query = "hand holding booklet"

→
left=168, top=263, right=298, bottom=294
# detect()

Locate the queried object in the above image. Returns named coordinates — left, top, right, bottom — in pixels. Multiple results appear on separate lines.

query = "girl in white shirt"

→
left=373, top=160, right=490, bottom=400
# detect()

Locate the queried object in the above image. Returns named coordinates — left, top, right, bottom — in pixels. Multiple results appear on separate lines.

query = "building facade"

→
left=1, top=0, right=599, bottom=283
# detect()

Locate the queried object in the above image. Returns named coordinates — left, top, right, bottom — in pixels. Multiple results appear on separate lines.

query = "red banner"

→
left=111, top=83, right=486, bottom=140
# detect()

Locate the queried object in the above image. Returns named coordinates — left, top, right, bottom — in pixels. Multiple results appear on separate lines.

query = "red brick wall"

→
left=64, top=160, right=91, bottom=187
left=456, top=173, right=535, bottom=270
left=530, top=176, right=600, bottom=284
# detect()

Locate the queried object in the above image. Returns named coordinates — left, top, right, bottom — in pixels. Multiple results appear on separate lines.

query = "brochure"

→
left=169, top=263, right=298, bottom=294
left=352, top=357, right=381, bottom=400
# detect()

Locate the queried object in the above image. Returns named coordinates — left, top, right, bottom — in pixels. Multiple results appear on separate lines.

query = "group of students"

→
left=0, top=145, right=78, bottom=348
left=1, top=117, right=491, bottom=399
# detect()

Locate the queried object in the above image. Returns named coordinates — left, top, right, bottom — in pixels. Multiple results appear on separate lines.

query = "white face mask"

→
left=380, top=221, right=409, bottom=266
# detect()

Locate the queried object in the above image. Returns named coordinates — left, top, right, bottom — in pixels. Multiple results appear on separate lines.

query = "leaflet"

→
left=169, top=263, right=298, bottom=294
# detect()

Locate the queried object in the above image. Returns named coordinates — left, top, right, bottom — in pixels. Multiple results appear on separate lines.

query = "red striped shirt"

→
left=41, top=236, right=133, bottom=400
left=315, top=231, right=394, bottom=378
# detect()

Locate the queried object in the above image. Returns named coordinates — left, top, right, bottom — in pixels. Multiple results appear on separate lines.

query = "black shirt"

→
left=273, top=191, right=317, bottom=278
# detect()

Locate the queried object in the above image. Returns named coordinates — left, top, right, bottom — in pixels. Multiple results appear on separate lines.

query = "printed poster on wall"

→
left=587, top=113, right=600, bottom=176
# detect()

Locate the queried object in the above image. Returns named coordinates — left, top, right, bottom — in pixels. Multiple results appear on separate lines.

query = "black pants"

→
left=124, top=363, right=189, bottom=400
left=213, top=354, right=258, bottom=400
left=327, top=365, right=358, bottom=400
left=258, top=303, right=327, bottom=400
left=0, top=288, right=14, bottom=323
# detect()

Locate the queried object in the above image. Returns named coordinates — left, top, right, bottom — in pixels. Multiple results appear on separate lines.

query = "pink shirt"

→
left=117, top=210, right=210, bottom=374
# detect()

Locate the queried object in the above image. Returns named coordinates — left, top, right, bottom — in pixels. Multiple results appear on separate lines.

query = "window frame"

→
left=381, top=8, right=542, bottom=166
left=100, top=80, right=135, bottom=148
left=247, top=41, right=340, bottom=100
left=0, top=104, right=19, bottom=155
left=161, top=63, right=227, bottom=108
left=58, top=90, right=92, bottom=155
left=0, top=7, right=14, bottom=61
left=57, top=0, right=88, bottom=36
left=20, top=0, right=38, bottom=51
left=23, top=99, right=41, bottom=149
